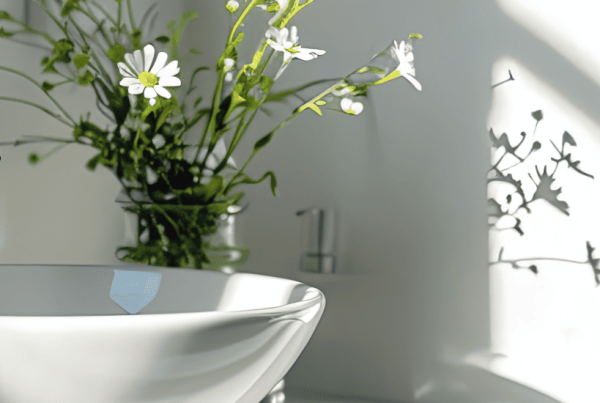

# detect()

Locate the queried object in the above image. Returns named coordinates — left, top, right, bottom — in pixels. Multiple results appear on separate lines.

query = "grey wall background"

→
left=0, top=1, right=509, bottom=402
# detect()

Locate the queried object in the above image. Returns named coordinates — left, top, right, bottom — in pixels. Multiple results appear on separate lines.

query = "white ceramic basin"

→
left=0, top=264, right=325, bottom=403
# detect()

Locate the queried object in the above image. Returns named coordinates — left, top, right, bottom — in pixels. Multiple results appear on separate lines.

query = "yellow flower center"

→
left=138, top=71, right=158, bottom=88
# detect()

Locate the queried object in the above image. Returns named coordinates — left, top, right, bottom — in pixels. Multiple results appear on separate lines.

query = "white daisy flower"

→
left=265, top=26, right=325, bottom=80
left=118, top=44, right=182, bottom=106
left=257, top=0, right=289, bottom=26
left=340, top=97, right=364, bottom=115
left=391, top=39, right=422, bottom=91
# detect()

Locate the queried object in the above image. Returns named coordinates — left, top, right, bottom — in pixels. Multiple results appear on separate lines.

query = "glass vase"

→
left=116, top=191, right=249, bottom=271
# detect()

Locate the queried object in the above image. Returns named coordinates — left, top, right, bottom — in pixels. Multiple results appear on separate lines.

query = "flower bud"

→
left=226, top=0, right=239, bottom=13
left=223, top=58, right=235, bottom=73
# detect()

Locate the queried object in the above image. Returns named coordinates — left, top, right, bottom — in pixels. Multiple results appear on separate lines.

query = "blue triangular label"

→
left=109, top=270, right=162, bottom=314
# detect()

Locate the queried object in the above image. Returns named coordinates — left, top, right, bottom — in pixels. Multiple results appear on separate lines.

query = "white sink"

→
left=0, top=265, right=325, bottom=403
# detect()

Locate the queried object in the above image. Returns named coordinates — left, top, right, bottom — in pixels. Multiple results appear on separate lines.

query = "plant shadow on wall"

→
left=0, top=0, right=424, bottom=270
left=488, top=70, right=600, bottom=284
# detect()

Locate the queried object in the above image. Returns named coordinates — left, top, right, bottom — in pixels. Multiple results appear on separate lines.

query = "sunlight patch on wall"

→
left=496, top=0, right=600, bottom=88
left=488, top=56, right=600, bottom=403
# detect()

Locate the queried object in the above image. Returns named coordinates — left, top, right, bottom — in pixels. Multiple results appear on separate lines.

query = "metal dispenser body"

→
left=296, top=208, right=337, bottom=273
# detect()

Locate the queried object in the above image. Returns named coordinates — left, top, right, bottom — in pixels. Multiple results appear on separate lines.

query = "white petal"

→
left=133, top=49, right=144, bottom=72
left=278, top=28, right=289, bottom=43
left=283, top=51, right=293, bottom=63
left=154, top=85, right=171, bottom=99
left=227, top=156, right=237, bottom=168
left=403, top=73, right=422, bottom=91
left=149, top=98, right=156, bottom=106
left=200, top=176, right=212, bottom=185
left=150, top=52, right=168, bottom=74
left=143, top=44, right=155, bottom=72
left=157, top=60, right=179, bottom=78
left=340, top=98, right=352, bottom=111
left=293, top=47, right=326, bottom=61
left=120, top=77, right=140, bottom=87
left=265, top=27, right=279, bottom=39
left=352, top=102, right=364, bottom=115
left=124, top=53, right=141, bottom=74
left=158, top=76, right=181, bottom=87
left=128, top=83, right=144, bottom=94
left=267, top=40, right=286, bottom=52
left=144, top=87, right=157, bottom=99
left=117, top=62, right=135, bottom=77
left=289, top=26, right=299, bottom=43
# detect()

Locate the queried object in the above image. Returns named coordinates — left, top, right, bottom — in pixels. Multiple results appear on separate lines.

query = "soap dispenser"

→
left=296, top=207, right=337, bottom=273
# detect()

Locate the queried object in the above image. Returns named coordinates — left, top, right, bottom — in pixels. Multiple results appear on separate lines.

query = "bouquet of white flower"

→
left=0, top=0, right=422, bottom=269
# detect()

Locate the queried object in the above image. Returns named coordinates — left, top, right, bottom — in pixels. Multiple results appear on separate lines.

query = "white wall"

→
left=182, top=0, right=498, bottom=401
left=0, top=1, right=506, bottom=402
left=0, top=1, right=186, bottom=265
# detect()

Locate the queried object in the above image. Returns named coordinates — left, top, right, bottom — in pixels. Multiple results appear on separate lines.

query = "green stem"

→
left=228, top=0, right=261, bottom=44
left=195, top=0, right=264, bottom=163
left=0, top=66, right=76, bottom=125
left=0, top=97, right=73, bottom=127
left=209, top=49, right=275, bottom=174
left=194, top=70, right=225, bottom=163
left=32, top=0, right=69, bottom=37
left=36, top=142, right=69, bottom=162
left=223, top=109, right=300, bottom=195
left=126, top=0, right=136, bottom=32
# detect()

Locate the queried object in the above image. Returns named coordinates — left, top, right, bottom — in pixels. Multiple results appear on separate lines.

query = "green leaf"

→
left=73, top=53, right=90, bottom=70
left=41, top=81, right=55, bottom=91
left=203, top=175, right=224, bottom=201
left=266, top=2, right=281, bottom=12
left=254, top=132, right=274, bottom=152
left=531, top=109, right=543, bottom=122
left=155, top=35, right=170, bottom=43
left=141, top=98, right=163, bottom=122
left=168, top=10, right=199, bottom=60
left=107, top=43, right=126, bottom=63
left=77, top=70, right=95, bottom=85
left=61, top=0, right=81, bottom=17
left=43, top=39, right=74, bottom=72
left=245, top=94, right=260, bottom=110
left=86, top=153, right=103, bottom=171
left=231, top=91, right=246, bottom=109
left=156, top=100, right=178, bottom=133
left=0, top=27, right=14, bottom=37
left=231, top=171, right=277, bottom=196
left=193, top=96, right=203, bottom=108
left=0, top=11, right=15, bottom=21
left=260, top=75, right=274, bottom=94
